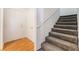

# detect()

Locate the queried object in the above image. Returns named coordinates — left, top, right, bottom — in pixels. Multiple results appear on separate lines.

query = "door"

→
left=60, top=8, right=78, bottom=16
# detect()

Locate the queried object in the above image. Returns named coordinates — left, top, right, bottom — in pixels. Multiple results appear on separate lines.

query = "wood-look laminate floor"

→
left=3, top=38, right=34, bottom=51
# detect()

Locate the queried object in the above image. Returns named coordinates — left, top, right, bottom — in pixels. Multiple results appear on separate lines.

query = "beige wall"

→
left=3, top=8, right=37, bottom=48
left=37, top=8, right=60, bottom=50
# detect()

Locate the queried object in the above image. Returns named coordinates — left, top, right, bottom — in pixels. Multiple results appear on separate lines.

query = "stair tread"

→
left=58, top=19, right=77, bottom=22
left=52, top=28, right=77, bottom=32
left=50, top=31, right=77, bottom=38
left=57, top=22, right=77, bottom=23
left=46, top=36, right=77, bottom=48
left=59, top=18, right=76, bottom=20
left=56, top=22, right=77, bottom=25
left=55, top=25, right=77, bottom=27
left=52, top=28, right=77, bottom=36
left=42, top=42, right=64, bottom=51
left=54, top=24, right=77, bottom=30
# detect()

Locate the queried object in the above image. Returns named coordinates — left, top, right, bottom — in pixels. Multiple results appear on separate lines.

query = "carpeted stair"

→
left=41, top=14, right=78, bottom=51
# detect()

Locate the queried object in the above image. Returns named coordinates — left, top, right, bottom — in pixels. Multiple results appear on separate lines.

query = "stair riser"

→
left=41, top=46, right=63, bottom=51
left=41, top=42, right=64, bottom=51
left=56, top=22, right=77, bottom=25
left=52, top=28, right=78, bottom=36
left=59, top=18, right=77, bottom=21
left=49, top=32, right=77, bottom=44
left=58, top=20, right=76, bottom=22
left=59, top=17, right=76, bottom=19
left=46, top=38, right=77, bottom=51
left=54, top=25, right=77, bottom=30
left=60, top=16, right=77, bottom=19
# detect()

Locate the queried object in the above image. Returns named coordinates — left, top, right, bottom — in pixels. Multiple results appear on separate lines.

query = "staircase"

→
left=41, top=14, right=78, bottom=51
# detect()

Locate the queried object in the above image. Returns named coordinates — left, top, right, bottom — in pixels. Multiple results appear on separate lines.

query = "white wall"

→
left=4, top=9, right=27, bottom=42
left=0, top=8, right=3, bottom=50
left=3, top=8, right=36, bottom=47
left=26, top=8, right=37, bottom=50
left=37, top=8, right=60, bottom=50
left=25, top=9, right=37, bottom=50
left=60, top=8, right=77, bottom=16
